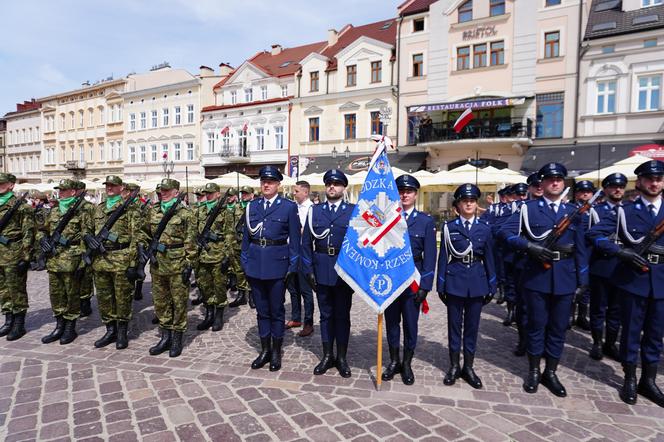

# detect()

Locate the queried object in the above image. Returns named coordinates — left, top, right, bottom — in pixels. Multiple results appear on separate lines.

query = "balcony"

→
left=415, top=117, right=533, bottom=145
left=218, top=145, right=251, bottom=163
left=66, top=160, right=86, bottom=170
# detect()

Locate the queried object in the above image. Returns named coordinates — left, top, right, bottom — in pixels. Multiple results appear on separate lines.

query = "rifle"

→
left=31, top=192, right=87, bottom=270
left=0, top=192, right=28, bottom=245
left=82, top=188, right=140, bottom=265
left=633, top=215, right=664, bottom=273
left=143, top=191, right=186, bottom=267
left=197, top=190, right=229, bottom=252
left=540, top=188, right=602, bottom=269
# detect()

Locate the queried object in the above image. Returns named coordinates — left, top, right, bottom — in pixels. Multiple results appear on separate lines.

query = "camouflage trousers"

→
left=48, top=271, right=81, bottom=320
left=152, top=272, right=188, bottom=332
left=230, top=251, right=249, bottom=291
left=80, top=266, right=94, bottom=300
left=95, top=270, right=133, bottom=324
left=197, top=262, right=228, bottom=307
left=0, top=265, right=28, bottom=314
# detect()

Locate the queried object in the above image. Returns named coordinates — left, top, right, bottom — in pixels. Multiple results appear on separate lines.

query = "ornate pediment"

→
left=304, top=106, right=323, bottom=116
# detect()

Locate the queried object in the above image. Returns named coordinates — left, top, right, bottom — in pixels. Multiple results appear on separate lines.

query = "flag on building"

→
left=242, top=122, right=248, bottom=132
left=220, top=126, right=230, bottom=135
left=453, top=107, right=474, bottom=133
left=335, top=137, right=420, bottom=314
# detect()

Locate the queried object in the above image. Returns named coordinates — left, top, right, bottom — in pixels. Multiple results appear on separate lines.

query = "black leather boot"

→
left=196, top=304, right=214, bottom=331
left=42, top=316, right=65, bottom=344
left=381, top=346, right=401, bottom=381
left=211, top=307, right=224, bottom=332
left=589, top=329, right=603, bottom=361
left=314, top=342, right=336, bottom=375
left=443, top=351, right=461, bottom=385
left=541, top=356, right=566, bottom=397
left=94, top=322, right=117, bottom=348
left=461, top=351, right=482, bottom=389
left=602, top=329, right=620, bottom=361
left=247, top=291, right=255, bottom=309
left=251, top=337, right=271, bottom=369
left=502, top=302, right=515, bottom=326
left=336, top=343, right=351, bottom=378
left=514, top=325, right=527, bottom=357
left=575, top=304, right=591, bottom=331
left=80, top=298, right=92, bottom=317
left=6, top=312, right=26, bottom=341
left=269, top=337, right=283, bottom=371
left=59, top=319, right=78, bottom=345
left=149, top=328, right=172, bottom=355
left=638, top=363, right=664, bottom=407
left=0, top=312, right=14, bottom=337
left=169, top=331, right=184, bottom=358
left=116, top=321, right=129, bottom=349
left=620, top=363, right=638, bottom=405
left=229, top=291, right=247, bottom=308
left=523, top=354, right=541, bottom=393
left=401, top=348, right=415, bottom=385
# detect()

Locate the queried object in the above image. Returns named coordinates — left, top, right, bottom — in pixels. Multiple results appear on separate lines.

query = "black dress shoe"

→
left=314, top=342, right=336, bottom=375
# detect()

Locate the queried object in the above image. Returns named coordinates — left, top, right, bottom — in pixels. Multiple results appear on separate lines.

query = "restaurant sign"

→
left=408, top=97, right=526, bottom=113
left=462, top=25, right=497, bottom=41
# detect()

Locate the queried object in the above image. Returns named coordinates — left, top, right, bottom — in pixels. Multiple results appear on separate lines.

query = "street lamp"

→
left=162, top=154, right=175, bottom=178
left=331, top=146, right=337, bottom=159
left=344, top=146, right=350, bottom=159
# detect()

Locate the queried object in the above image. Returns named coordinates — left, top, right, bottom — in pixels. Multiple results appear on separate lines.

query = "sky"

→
left=0, top=0, right=401, bottom=114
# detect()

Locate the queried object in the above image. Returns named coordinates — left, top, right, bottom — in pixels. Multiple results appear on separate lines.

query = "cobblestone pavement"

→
left=1, top=271, right=664, bottom=441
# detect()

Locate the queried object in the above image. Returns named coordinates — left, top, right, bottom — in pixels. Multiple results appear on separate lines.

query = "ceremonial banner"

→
left=335, top=137, right=420, bottom=314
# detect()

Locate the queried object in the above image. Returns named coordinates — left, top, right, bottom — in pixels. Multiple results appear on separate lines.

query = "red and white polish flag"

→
left=453, top=107, right=474, bottom=133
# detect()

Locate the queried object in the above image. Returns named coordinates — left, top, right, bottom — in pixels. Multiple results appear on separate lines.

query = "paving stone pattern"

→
left=1, top=271, right=663, bottom=441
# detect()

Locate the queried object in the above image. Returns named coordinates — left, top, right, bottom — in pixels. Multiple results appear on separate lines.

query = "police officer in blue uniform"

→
left=587, top=173, right=627, bottom=361
left=382, top=175, right=436, bottom=385
left=438, top=184, right=497, bottom=389
left=571, top=179, right=596, bottom=331
left=481, top=186, right=511, bottom=305
left=241, top=166, right=301, bottom=372
left=587, top=160, right=664, bottom=407
left=501, top=182, right=529, bottom=327
left=301, top=169, right=355, bottom=378
left=527, top=173, right=544, bottom=199
left=500, top=163, right=589, bottom=397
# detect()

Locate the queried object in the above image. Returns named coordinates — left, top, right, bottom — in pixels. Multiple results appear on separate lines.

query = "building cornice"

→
left=122, top=79, right=201, bottom=99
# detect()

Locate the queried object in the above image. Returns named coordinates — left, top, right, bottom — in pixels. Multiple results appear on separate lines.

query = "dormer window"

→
left=459, top=0, right=473, bottom=23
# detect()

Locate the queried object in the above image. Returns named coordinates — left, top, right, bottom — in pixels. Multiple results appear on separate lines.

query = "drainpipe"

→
left=287, top=102, right=292, bottom=176
left=395, top=15, right=403, bottom=148
left=573, top=0, right=585, bottom=141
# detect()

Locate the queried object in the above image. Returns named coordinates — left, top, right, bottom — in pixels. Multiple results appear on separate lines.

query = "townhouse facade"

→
left=0, top=118, right=6, bottom=173
left=4, top=100, right=43, bottom=183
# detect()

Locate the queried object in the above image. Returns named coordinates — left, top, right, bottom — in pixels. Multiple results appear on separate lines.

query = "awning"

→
left=520, top=141, right=664, bottom=176
left=408, top=97, right=528, bottom=114
left=295, top=151, right=426, bottom=176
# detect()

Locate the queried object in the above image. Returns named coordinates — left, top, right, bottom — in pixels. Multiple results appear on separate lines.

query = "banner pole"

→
left=376, top=313, right=383, bottom=391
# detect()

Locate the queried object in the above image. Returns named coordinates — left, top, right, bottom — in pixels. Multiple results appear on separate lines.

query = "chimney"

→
left=271, top=44, right=283, bottom=55
left=82, top=81, right=90, bottom=87
left=328, top=29, right=338, bottom=46
left=219, top=63, right=234, bottom=77
left=199, top=65, right=214, bottom=77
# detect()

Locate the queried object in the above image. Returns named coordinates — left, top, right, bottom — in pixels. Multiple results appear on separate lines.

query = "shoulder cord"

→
left=443, top=222, right=473, bottom=263
left=307, top=206, right=330, bottom=240
left=245, top=201, right=263, bottom=237
left=519, top=203, right=551, bottom=241
left=588, top=207, right=600, bottom=229
left=616, top=206, right=644, bottom=244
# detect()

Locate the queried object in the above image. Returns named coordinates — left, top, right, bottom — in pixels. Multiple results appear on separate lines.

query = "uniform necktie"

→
left=550, top=202, right=557, bottom=214
left=265, top=200, right=271, bottom=211
left=649, top=203, right=657, bottom=219
left=330, top=203, right=336, bottom=213
left=464, top=220, right=471, bottom=232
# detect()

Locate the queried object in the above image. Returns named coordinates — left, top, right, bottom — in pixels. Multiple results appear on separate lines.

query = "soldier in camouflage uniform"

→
left=140, top=178, right=197, bottom=357
left=228, top=186, right=253, bottom=308
left=37, top=179, right=93, bottom=345
left=191, top=187, right=208, bottom=306
left=0, top=173, right=34, bottom=341
left=85, top=176, right=140, bottom=350
left=74, top=180, right=95, bottom=317
left=121, top=183, right=146, bottom=301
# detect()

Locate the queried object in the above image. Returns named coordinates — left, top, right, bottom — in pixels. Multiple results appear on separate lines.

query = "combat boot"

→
left=269, top=337, right=283, bottom=372
left=80, top=298, right=92, bottom=317
left=589, top=329, right=603, bottom=361
left=211, top=307, right=224, bottom=332
left=42, top=316, right=65, bottom=344
left=59, top=319, right=78, bottom=345
left=443, top=351, right=461, bottom=385
left=196, top=304, right=214, bottom=331
left=229, top=290, right=247, bottom=308
left=620, top=363, right=638, bottom=405
left=149, top=328, right=172, bottom=355
left=541, top=356, right=566, bottom=397
left=94, top=322, right=117, bottom=348
left=6, top=312, right=26, bottom=341
left=314, top=342, right=336, bottom=375
left=251, top=337, right=271, bottom=369
left=523, top=354, right=541, bottom=393
left=602, top=329, right=620, bottom=361
left=116, top=321, right=129, bottom=349
left=169, top=331, right=184, bottom=358
left=336, top=343, right=351, bottom=378
left=502, top=302, right=515, bottom=326
left=401, top=348, right=415, bottom=385
left=381, top=346, right=401, bottom=381
left=575, top=304, right=591, bottom=331
left=461, top=351, right=482, bottom=389
left=0, top=313, right=14, bottom=337
left=638, top=363, right=664, bottom=407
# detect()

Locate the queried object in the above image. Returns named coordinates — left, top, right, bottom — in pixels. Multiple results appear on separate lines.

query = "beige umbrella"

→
left=575, top=154, right=651, bottom=184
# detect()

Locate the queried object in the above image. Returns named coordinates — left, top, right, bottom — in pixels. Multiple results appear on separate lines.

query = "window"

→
left=174, top=143, right=181, bottom=161
left=638, top=75, right=661, bottom=111
left=139, top=145, right=146, bottom=163
left=642, top=0, right=663, bottom=6
left=413, top=18, right=425, bottom=32
left=207, top=132, right=215, bottom=153
left=597, top=80, right=617, bottom=114
left=151, top=144, right=158, bottom=162
left=88, top=144, right=94, bottom=161
left=601, top=45, right=615, bottom=54
left=546, top=0, right=561, bottom=5
left=281, top=85, right=288, bottom=97
left=222, top=132, right=230, bottom=150
left=412, top=53, right=424, bottom=77
left=244, top=88, right=253, bottom=102
left=161, top=143, right=169, bottom=160
left=89, top=109, right=94, bottom=127
left=310, top=71, right=319, bottom=92
left=344, top=114, right=356, bottom=140
left=237, top=131, right=247, bottom=154
left=536, top=92, right=564, bottom=138
left=140, top=112, right=146, bottom=129
left=151, top=110, right=158, bottom=128
left=186, top=142, right=194, bottom=160
left=473, top=43, right=487, bottom=68
left=457, top=46, right=470, bottom=70
left=231, top=91, right=237, bottom=104
left=162, top=108, right=169, bottom=126
left=309, top=117, right=319, bottom=142
left=544, top=31, right=560, bottom=58
left=99, top=107, right=105, bottom=125
left=644, top=38, right=657, bottom=48
left=130, top=113, right=136, bottom=131
left=115, top=105, right=121, bottom=122
left=129, top=146, right=136, bottom=163
left=275, top=126, right=284, bottom=149
left=491, top=41, right=505, bottom=65
left=370, top=111, right=383, bottom=136
left=79, top=145, right=85, bottom=162
left=490, top=0, right=505, bottom=16
left=459, top=0, right=473, bottom=23
left=79, top=110, right=84, bottom=128
left=100, top=143, right=105, bottom=162
left=174, top=106, right=181, bottom=125
left=70, top=113, right=75, bottom=129
left=346, top=65, right=357, bottom=87
left=371, top=61, right=382, bottom=83
left=261, top=86, right=268, bottom=100
left=256, top=128, right=265, bottom=150
left=187, top=104, right=194, bottom=123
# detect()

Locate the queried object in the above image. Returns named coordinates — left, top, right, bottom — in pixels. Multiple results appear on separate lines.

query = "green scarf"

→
left=205, top=200, right=218, bottom=213
left=227, top=202, right=236, bottom=211
left=58, top=196, right=77, bottom=214
left=0, top=191, right=14, bottom=207
left=240, top=201, right=248, bottom=209
left=160, top=198, right=178, bottom=213
left=196, top=201, right=206, bottom=208
left=106, top=194, right=122, bottom=210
